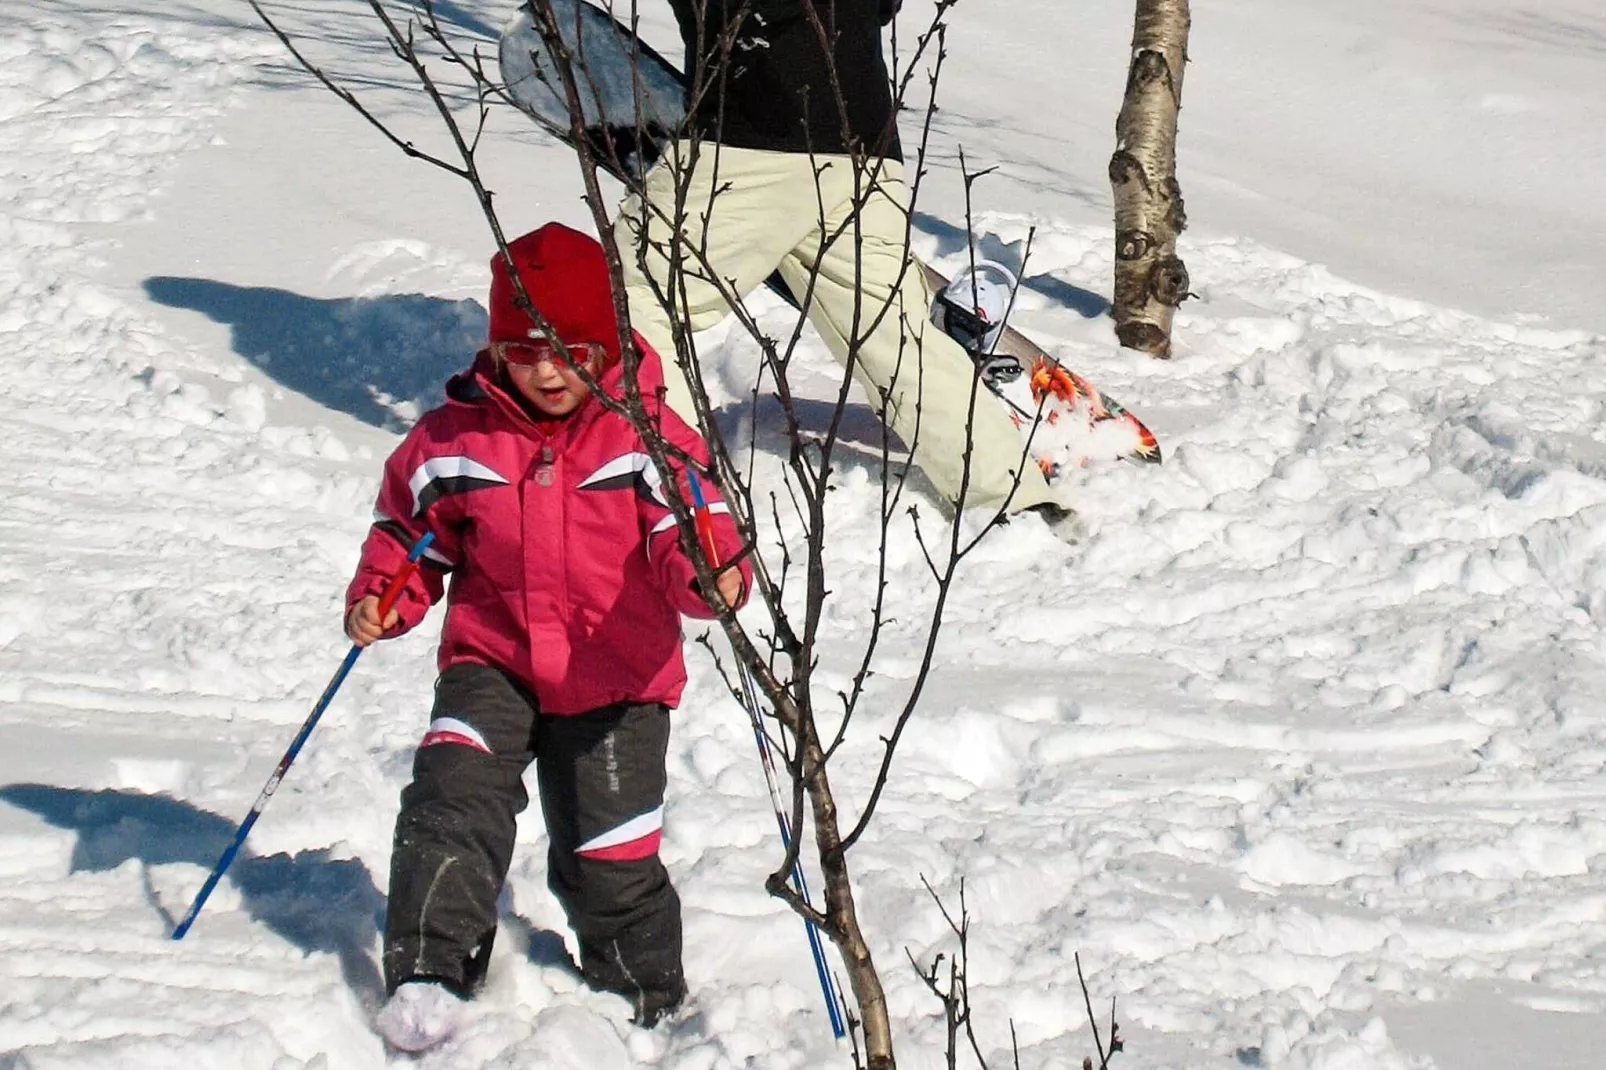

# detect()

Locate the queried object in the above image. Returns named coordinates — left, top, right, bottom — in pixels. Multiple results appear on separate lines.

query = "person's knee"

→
left=552, top=855, right=672, bottom=933
left=400, top=740, right=528, bottom=823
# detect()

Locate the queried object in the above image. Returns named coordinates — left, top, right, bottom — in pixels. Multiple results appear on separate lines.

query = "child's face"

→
left=495, top=341, right=606, bottom=418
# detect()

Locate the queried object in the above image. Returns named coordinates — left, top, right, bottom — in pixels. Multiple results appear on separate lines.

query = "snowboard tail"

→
left=498, top=1, right=1161, bottom=468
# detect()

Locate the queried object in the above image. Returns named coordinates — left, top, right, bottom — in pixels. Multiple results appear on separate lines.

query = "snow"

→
left=2, top=1, right=1604, bottom=1068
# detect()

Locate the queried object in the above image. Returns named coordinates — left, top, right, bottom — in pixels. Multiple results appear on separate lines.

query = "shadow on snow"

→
left=144, top=276, right=486, bottom=431
left=144, top=277, right=946, bottom=502
left=912, top=210, right=1111, bottom=320
left=427, top=0, right=502, bottom=41
left=0, top=783, right=387, bottom=1002
left=0, top=783, right=625, bottom=1001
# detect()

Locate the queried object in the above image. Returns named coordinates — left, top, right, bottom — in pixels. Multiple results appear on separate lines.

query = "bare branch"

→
left=250, top=1, right=469, bottom=178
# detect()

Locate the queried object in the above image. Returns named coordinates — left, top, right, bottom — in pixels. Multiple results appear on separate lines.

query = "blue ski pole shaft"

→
left=172, top=531, right=436, bottom=940
left=736, top=659, right=846, bottom=1039
left=687, top=474, right=845, bottom=1038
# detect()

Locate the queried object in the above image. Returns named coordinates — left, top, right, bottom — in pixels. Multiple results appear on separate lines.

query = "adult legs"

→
left=776, top=160, right=1057, bottom=512
left=615, top=143, right=822, bottom=417
left=617, top=144, right=1058, bottom=511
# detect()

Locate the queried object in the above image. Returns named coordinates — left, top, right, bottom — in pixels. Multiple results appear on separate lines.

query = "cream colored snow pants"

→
left=614, top=145, right=1055, bottom=513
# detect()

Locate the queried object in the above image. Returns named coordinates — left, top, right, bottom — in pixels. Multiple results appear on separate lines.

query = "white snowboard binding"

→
left=930, top=259, right=1023, bottom=384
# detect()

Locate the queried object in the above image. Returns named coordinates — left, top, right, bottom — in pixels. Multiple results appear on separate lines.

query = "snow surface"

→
left=2, top=1, right=1604, bottom=1068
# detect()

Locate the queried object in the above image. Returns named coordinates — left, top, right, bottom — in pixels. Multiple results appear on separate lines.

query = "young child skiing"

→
left=344, top=222, right=750, bottom=1051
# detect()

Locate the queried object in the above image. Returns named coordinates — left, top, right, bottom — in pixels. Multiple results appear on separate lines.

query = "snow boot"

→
left=376, top=979, right=469, bottom=1053
left=1021, top=500, right=1087, bottom=544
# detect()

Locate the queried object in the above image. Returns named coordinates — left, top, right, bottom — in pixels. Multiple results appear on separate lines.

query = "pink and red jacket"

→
left=345, top=346, right=749, bottom=715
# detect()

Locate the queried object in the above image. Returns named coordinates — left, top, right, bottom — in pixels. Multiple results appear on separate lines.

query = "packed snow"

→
left=2, top=1, right=1603, bottom=1068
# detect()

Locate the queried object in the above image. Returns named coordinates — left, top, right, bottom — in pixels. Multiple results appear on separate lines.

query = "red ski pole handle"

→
left=693, top=511, right=720, bottom=568
left=686, top=470, right=722, bottom=568
left=374, top=547, right=427, bottom=620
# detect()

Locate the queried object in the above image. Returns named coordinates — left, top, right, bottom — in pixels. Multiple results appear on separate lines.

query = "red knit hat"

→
left=488, top=223, right=622, bottom=366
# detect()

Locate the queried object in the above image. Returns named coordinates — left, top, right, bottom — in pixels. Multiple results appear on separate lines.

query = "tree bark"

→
left=1110, top=0, right=1190, bottom=357
left=793, top=703, right=895, bottom=1068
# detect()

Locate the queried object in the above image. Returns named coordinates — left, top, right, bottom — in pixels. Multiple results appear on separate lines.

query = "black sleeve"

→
left=879, top=0, right=902, bottom=26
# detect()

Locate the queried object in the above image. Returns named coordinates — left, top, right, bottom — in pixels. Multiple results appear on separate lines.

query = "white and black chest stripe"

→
left=578, top=451, right=732, bottom=543
left=578, top=452, right=670, bottom=534
left=407, top=455, right=510, bottom=516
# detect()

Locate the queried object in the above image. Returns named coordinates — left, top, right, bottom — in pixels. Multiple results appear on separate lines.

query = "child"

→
left=344, top=222, right=750, bottom=1051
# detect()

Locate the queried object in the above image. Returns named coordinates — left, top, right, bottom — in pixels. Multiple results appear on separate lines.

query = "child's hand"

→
left=345, top=595, right=398, bottom=647
left=715, top=567, right=745, bottom=609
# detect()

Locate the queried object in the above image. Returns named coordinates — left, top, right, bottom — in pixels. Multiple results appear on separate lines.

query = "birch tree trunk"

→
left=1110, top=0, right=1191, bottom=357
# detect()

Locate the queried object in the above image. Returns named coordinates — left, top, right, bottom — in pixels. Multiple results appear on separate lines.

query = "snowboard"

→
left=497, top=1, right=1161, bottom=471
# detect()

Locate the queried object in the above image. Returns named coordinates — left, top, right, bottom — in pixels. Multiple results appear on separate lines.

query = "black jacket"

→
left=670, top=0, right=902, bottom=160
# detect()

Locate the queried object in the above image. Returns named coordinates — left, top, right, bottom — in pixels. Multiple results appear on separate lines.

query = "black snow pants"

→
left=382, top=663, right=684, bottom=1022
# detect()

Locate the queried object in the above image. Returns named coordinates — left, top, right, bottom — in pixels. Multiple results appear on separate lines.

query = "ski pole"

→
left=172, top=531, right=436, bottom=940
left=686, top=472, right=846, bottom=1039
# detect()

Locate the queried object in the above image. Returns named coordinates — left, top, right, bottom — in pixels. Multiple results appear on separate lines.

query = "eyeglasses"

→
left=491, top=340, right=605, bottom=367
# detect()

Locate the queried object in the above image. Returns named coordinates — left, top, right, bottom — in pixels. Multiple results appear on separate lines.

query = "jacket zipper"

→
left=532, top=440, right=556, bottom=486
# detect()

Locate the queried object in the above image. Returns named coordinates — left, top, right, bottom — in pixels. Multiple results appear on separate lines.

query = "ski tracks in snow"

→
left=3, top=2, right=1606, bottom=1069
left=897, top=216, right=1606, bottom=1066
left=0, top=7, right=389, bottom=1069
